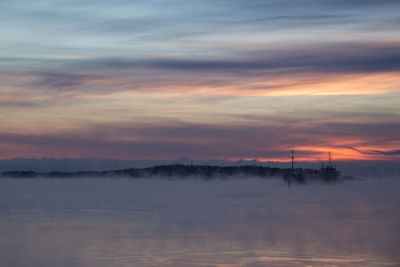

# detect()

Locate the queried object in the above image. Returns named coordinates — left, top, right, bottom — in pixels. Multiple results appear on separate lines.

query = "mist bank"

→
left=0, top=158, right=399, bottom=178
left=0, top=164, right=352, bottom=186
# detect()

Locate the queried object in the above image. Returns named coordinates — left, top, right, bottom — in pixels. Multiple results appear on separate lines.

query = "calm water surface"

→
left=0, top=177, right=399, bottom=266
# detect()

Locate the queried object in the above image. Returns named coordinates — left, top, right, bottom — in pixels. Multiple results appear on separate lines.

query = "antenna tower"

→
left=291, top=150, right=294, bottom=169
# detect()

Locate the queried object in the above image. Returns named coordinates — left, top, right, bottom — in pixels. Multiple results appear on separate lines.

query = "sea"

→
left=0, top=176, right=399, bottom=266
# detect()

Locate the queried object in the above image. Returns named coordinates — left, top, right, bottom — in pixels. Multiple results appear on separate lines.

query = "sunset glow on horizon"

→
left=1, top=0, right=400, bottom=162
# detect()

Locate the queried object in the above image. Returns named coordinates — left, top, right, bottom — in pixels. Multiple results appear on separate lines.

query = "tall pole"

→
left=328, top=151, right=331, bottom=166
left=291, top=150, right=294, bottom=169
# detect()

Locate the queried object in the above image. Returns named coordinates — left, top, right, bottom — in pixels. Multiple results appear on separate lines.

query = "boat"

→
left=284, top=150, right=344, bottom=184
left=317, top=152, right=341, bottom=181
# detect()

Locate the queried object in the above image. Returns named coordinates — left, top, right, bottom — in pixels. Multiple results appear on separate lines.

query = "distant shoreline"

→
left=0, top=164, right=354, bottom=184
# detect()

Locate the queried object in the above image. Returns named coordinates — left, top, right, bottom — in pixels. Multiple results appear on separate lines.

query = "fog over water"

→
left=1, top=158, right=399, bottom=178
left=0, top=176, right=399, bottom=266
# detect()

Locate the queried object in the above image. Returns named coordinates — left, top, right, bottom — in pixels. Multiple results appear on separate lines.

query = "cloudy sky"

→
left=1, top=0, right=399, bottom=161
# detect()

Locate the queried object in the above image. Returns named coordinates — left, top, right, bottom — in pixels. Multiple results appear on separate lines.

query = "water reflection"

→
left=0, top=177, right=399, bottom=266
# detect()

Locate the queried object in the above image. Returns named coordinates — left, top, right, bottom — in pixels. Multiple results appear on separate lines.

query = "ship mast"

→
left=328, top=151, right=332, bottom=167
left=291, top=150, right=294, bottom=170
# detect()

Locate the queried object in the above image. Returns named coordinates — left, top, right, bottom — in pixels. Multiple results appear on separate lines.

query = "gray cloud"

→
left=1, top=120, right=399, bottom=160
left=33, top=72, right=96, bottom=88
left=348, top=147, right=400, bottom=155
left=326, top=0, right=400, bottom=8
left=3, top=41, right=400, bottom=95
left=0, top=100, right=49, bottom=108
left=67, top=41, right=400, bottom=75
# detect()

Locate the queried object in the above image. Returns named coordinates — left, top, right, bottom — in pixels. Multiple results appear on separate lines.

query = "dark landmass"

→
left=0, top=164, right=353, bottom=184
left=1, top=158, right=398, bottom=177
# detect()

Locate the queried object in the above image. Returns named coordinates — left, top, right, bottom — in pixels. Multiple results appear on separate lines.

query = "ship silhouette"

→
left=284, top=151, right=346, bottom=185
left=318, top=152, right=341, bottom=180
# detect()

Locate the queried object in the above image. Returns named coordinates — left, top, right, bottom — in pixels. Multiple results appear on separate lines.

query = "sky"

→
left=0, top=0, right=399, bottom=162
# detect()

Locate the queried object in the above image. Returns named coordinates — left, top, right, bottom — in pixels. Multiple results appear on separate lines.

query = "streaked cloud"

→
left=0, top=120, right=399, bottom=160
left=0, top=0, right=399, bottom=161
left=347, top=147, right=400, bottom=156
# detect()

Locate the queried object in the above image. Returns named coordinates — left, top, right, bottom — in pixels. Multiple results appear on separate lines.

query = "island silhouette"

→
left=0, top=164, right=353, bottom=184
